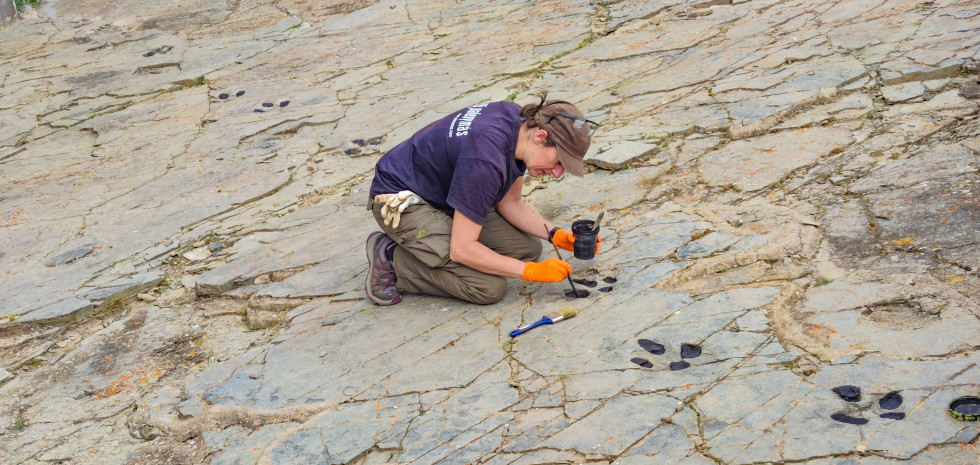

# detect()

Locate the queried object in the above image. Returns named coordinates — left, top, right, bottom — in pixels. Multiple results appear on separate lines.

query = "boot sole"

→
left=365, top=232, right=401, bottom=306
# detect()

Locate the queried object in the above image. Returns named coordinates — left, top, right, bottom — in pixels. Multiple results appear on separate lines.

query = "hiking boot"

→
left=365, top=231, right=401, bottom=305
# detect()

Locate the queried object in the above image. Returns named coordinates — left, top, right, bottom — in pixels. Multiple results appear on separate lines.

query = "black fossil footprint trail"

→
left=830, top=387, right=907, bottom=424
left=631, top=340, right=701, bottom=371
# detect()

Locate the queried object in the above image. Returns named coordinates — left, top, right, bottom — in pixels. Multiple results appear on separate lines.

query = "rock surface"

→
left=1, top=0, right=979, bottom=463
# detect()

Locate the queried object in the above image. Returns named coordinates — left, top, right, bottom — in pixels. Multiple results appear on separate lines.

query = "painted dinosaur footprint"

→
left=830, top=385, right=906, bottom=425
left=630, top=339, right=701, bottom=370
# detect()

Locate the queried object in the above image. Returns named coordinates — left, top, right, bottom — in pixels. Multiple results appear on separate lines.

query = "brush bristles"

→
left=557, top=306, right=577, bottom=319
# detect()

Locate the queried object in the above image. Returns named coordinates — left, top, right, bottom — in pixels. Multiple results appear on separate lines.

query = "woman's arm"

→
left=495, top=178, right=554, bottom=240
left=449, top=210, right=528, bottom=278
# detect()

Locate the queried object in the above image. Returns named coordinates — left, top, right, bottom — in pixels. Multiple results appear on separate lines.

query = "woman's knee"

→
left=512, top=235, right=542, bottom=262
left=466, top=276, right=508, bottom=305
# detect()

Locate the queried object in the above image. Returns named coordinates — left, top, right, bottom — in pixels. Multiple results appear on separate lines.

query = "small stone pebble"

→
left=182, top=247, right=212, bottom=262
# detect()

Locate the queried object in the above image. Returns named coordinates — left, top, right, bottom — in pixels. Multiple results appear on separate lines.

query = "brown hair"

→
left=518, top=92, right=555, bottom=145
left=518, top=92, right=549, bottom=129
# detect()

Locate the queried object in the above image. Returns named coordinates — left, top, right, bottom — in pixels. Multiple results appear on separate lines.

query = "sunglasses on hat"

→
left=545, top=113, right=599, bottom=137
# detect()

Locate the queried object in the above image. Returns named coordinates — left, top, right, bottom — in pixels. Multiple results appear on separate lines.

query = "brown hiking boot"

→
left=365, top=231, right=401, bottom=306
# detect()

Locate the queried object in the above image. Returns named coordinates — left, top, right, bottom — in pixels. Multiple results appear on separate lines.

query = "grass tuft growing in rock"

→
left=15, top=0, right=40, bottom=12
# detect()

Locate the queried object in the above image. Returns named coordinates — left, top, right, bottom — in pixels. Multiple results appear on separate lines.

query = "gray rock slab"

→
left=209, top=424, right=296, bottom=465
left=588, top=140, right=660, bottom=171
left=80, top=270, right=165, bottom=302
left=675, top=231, right=743, bottom=259
left=962, top=82, right=980, bottom=99
left=237, top=253, right=364, bottom=298
left=620, top=423, right=698, bottom=462
left=848, top=142, right=978, bottom=195
left=867, top=177, right=980, bottom=259
left=881, top=81, right=926, bottom=103
left=699, top=127, right=854, bottom=192
left=396, top=365, right=517, bottom=463
left=15, top=297, right=93, bottom=322
left=269, top=395, right=418, bottom=464
left=775, top=93, right=874, bottom=130
left=822, top=200, right=878, bottom=259
left=804, top=277, right=980, bottom=358
left=542, top=394, right=678, bottom=455
left=881, top=90, right=976, bottom=119
left=501, top=408, right=571, bottom=452
left=44, top=247, right=94, bottom=266
left=199, top=298, right=501, bottom=408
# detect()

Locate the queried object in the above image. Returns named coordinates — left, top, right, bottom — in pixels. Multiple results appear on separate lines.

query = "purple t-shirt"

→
left=370, top=101, right=526, bottom=224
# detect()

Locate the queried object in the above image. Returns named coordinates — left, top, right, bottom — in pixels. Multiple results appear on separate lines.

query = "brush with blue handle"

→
left=509, top=306, right=577, bottom=337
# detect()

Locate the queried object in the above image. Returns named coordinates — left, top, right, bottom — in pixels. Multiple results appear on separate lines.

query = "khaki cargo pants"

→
left=371, top=201, right=541, bottom=304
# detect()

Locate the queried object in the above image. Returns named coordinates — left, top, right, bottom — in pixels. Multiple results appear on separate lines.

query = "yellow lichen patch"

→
left=949, top=276, right=964, bottom=285
left=892, top=237, right=915, bottom=246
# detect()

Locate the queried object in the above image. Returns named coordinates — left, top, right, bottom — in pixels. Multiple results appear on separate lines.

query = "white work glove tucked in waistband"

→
left=374, top=190, right=421, bottom=229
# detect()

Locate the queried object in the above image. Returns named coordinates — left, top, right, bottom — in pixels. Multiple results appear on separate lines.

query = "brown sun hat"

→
left=533, top=100, right=597, bottom=177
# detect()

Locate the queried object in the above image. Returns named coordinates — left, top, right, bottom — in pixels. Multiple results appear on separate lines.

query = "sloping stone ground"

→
left=1, top=0, right=979, bottom=463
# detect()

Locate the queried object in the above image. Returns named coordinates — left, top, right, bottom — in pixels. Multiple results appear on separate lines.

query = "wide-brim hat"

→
left=533, top=100, right=594, bottom=177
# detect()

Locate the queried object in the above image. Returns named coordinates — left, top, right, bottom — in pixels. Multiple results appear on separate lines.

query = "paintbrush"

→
left=591, top=211, right=604, bottom=232
left=545, top=224, right=581, bottom=297
left=509, top=306, right=578, bottom=337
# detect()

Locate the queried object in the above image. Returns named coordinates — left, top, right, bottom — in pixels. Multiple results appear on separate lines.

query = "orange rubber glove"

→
left=522, top=258, right=572, bottom=282
left=551, top=228, right=602, bottom=254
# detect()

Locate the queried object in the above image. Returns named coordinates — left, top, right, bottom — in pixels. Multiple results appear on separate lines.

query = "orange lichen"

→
left=893, top=237, right=915, bottom=246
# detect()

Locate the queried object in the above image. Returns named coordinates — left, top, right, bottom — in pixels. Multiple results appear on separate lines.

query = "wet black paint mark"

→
left=598, top=286, right=613, bottom=292
left=369, top=139, right=382, bottom=145
left=565, top=289, right=590, bottom=298
left=638, top=339, right=665, bottom=355
left=279, top=100, right=290, bottom=107
left=218, top=93, right=229, bottom=99
left=832, top=386, right=862, bottom=402
left=253, top=109, right=264, bottom=113
left=344, top=148, right=361, bottom=156
left=879, top=392, right=903, bottom=410
left=631, top=358, right=653, bottom=368
left=669, top=361, right=690, bottom=371
left=831, top=413, right=868, bottom=425
left=832, top=387, right=906, bottom=423
left=236, top=90, right=246, bottom=97
left=680, top=343, right=702, bottom=359
left=603, top=276, right=617, bottom=284
left=572, top=279, right=597, bottom=288
left=352, top=139, right=366, bottom=146
left=262, top=102, right=274, bottom=108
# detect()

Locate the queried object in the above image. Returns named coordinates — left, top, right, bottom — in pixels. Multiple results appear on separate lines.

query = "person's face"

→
left=525, top=129, right=565, bottom=178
